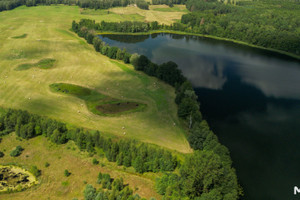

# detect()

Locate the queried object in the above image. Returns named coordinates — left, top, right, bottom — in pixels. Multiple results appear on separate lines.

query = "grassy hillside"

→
left=0, top=133, right=161, bottom=199
left=0, top=5, right=191, bottom=153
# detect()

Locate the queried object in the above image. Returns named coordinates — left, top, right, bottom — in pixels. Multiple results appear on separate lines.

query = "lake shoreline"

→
left=97, top=30, right=300, bottom=61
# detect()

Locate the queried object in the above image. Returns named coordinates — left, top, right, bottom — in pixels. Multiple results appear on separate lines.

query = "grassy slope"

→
left=0, top=133, right=161, bottom=200
left=0, top=5, right=191, bottom=153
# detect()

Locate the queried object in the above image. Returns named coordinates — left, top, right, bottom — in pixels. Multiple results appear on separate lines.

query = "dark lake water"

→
left=99, top=33, right=300, bottom=200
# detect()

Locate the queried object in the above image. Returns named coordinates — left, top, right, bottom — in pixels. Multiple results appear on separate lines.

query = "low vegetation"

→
left=64, top=169, right=71, bottom=177
left=50, top=83, right=146, bottom=115
left=29, top=165, right=41, bottom=177
left=15, top=58, right=56, bottom=71
left=9, top=145, right=24, bottom=157
left=0, top=165, right=38, bottom=193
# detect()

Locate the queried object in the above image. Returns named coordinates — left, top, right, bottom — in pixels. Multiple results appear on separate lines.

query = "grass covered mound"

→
left=11, top=34, right=27, bottom=39
left=0, top=165, right=38, bottom=193
left=15, top=58, right=56, bottom=71
left=49, top=83, right=146, bottom=116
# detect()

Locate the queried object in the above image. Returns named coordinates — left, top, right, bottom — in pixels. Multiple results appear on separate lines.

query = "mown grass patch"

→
left=49, top=83, right=146, bottom=116
left=11, top=34, right=27, bottom=39
left=15, top=58, right=56, bottom=71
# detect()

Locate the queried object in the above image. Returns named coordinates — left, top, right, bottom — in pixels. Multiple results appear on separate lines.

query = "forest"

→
left=181, top=0, right=300, bottom=56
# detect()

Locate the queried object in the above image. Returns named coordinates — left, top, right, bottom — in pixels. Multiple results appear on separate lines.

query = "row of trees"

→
left=0, top=0, right=129, bottom=12
left=152, top=0, right=186, bottom=6
left=0, top=0, right=182, bottom=12
left=0, top=109, right=177, bottom=174
left=71, top=20, right=240, bottom=199
left=72, top=18, right=188, bottom=33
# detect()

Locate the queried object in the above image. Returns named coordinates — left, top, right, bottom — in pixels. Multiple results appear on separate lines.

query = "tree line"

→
left=152, top=0, right=186, bottom=7
left=0, top=0, right=129, bottom=12
left=0, top=108, right=177, bottom=174
left=71, top=19, right=240, bottom=199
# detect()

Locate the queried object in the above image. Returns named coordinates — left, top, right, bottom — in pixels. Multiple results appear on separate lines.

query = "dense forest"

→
left=181, top=0, right=300, bottom=56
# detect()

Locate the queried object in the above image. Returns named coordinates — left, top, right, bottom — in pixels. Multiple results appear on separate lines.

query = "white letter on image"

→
left=294, top=186, right=300, bottom=195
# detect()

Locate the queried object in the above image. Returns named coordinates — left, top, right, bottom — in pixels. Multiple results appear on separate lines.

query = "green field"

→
left=0, top=5, right=191, bottom=153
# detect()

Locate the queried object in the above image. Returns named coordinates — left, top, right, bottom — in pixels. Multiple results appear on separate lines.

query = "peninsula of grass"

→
left=49, top=83, right=146, bottom=116
left=15, top=58, right=56, bottom=71
left=11, top=34, right=27, bottom=39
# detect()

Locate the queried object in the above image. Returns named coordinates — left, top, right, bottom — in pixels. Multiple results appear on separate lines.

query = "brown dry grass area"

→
left=109, top=6, right=186, bottom=25
left=0, top=134, right=161, bottom=200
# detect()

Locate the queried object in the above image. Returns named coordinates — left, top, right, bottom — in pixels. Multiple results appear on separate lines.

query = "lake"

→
left=99, top=33, right=300, bottom=200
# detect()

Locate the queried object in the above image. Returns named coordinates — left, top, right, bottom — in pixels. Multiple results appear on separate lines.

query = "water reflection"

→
left=99, top=33, right=300, bottom=200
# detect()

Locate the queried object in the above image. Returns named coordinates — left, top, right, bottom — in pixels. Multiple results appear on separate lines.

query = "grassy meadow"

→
left=0, top=5, right=191, bottom=153
left=0, top=133, right=161, bottom=199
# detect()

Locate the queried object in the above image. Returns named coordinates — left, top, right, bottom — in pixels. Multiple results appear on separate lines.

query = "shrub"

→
left=64, top=169, right=71, bottom=177
left=30, top=165, right=41, bottom=177
left=45, top=162, right=50, bottom=167
left=0, top=151, right=4, bottom=157
left=92, top=158, right=99, bottom=165
left=10, top=146, right=24, bottom=157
